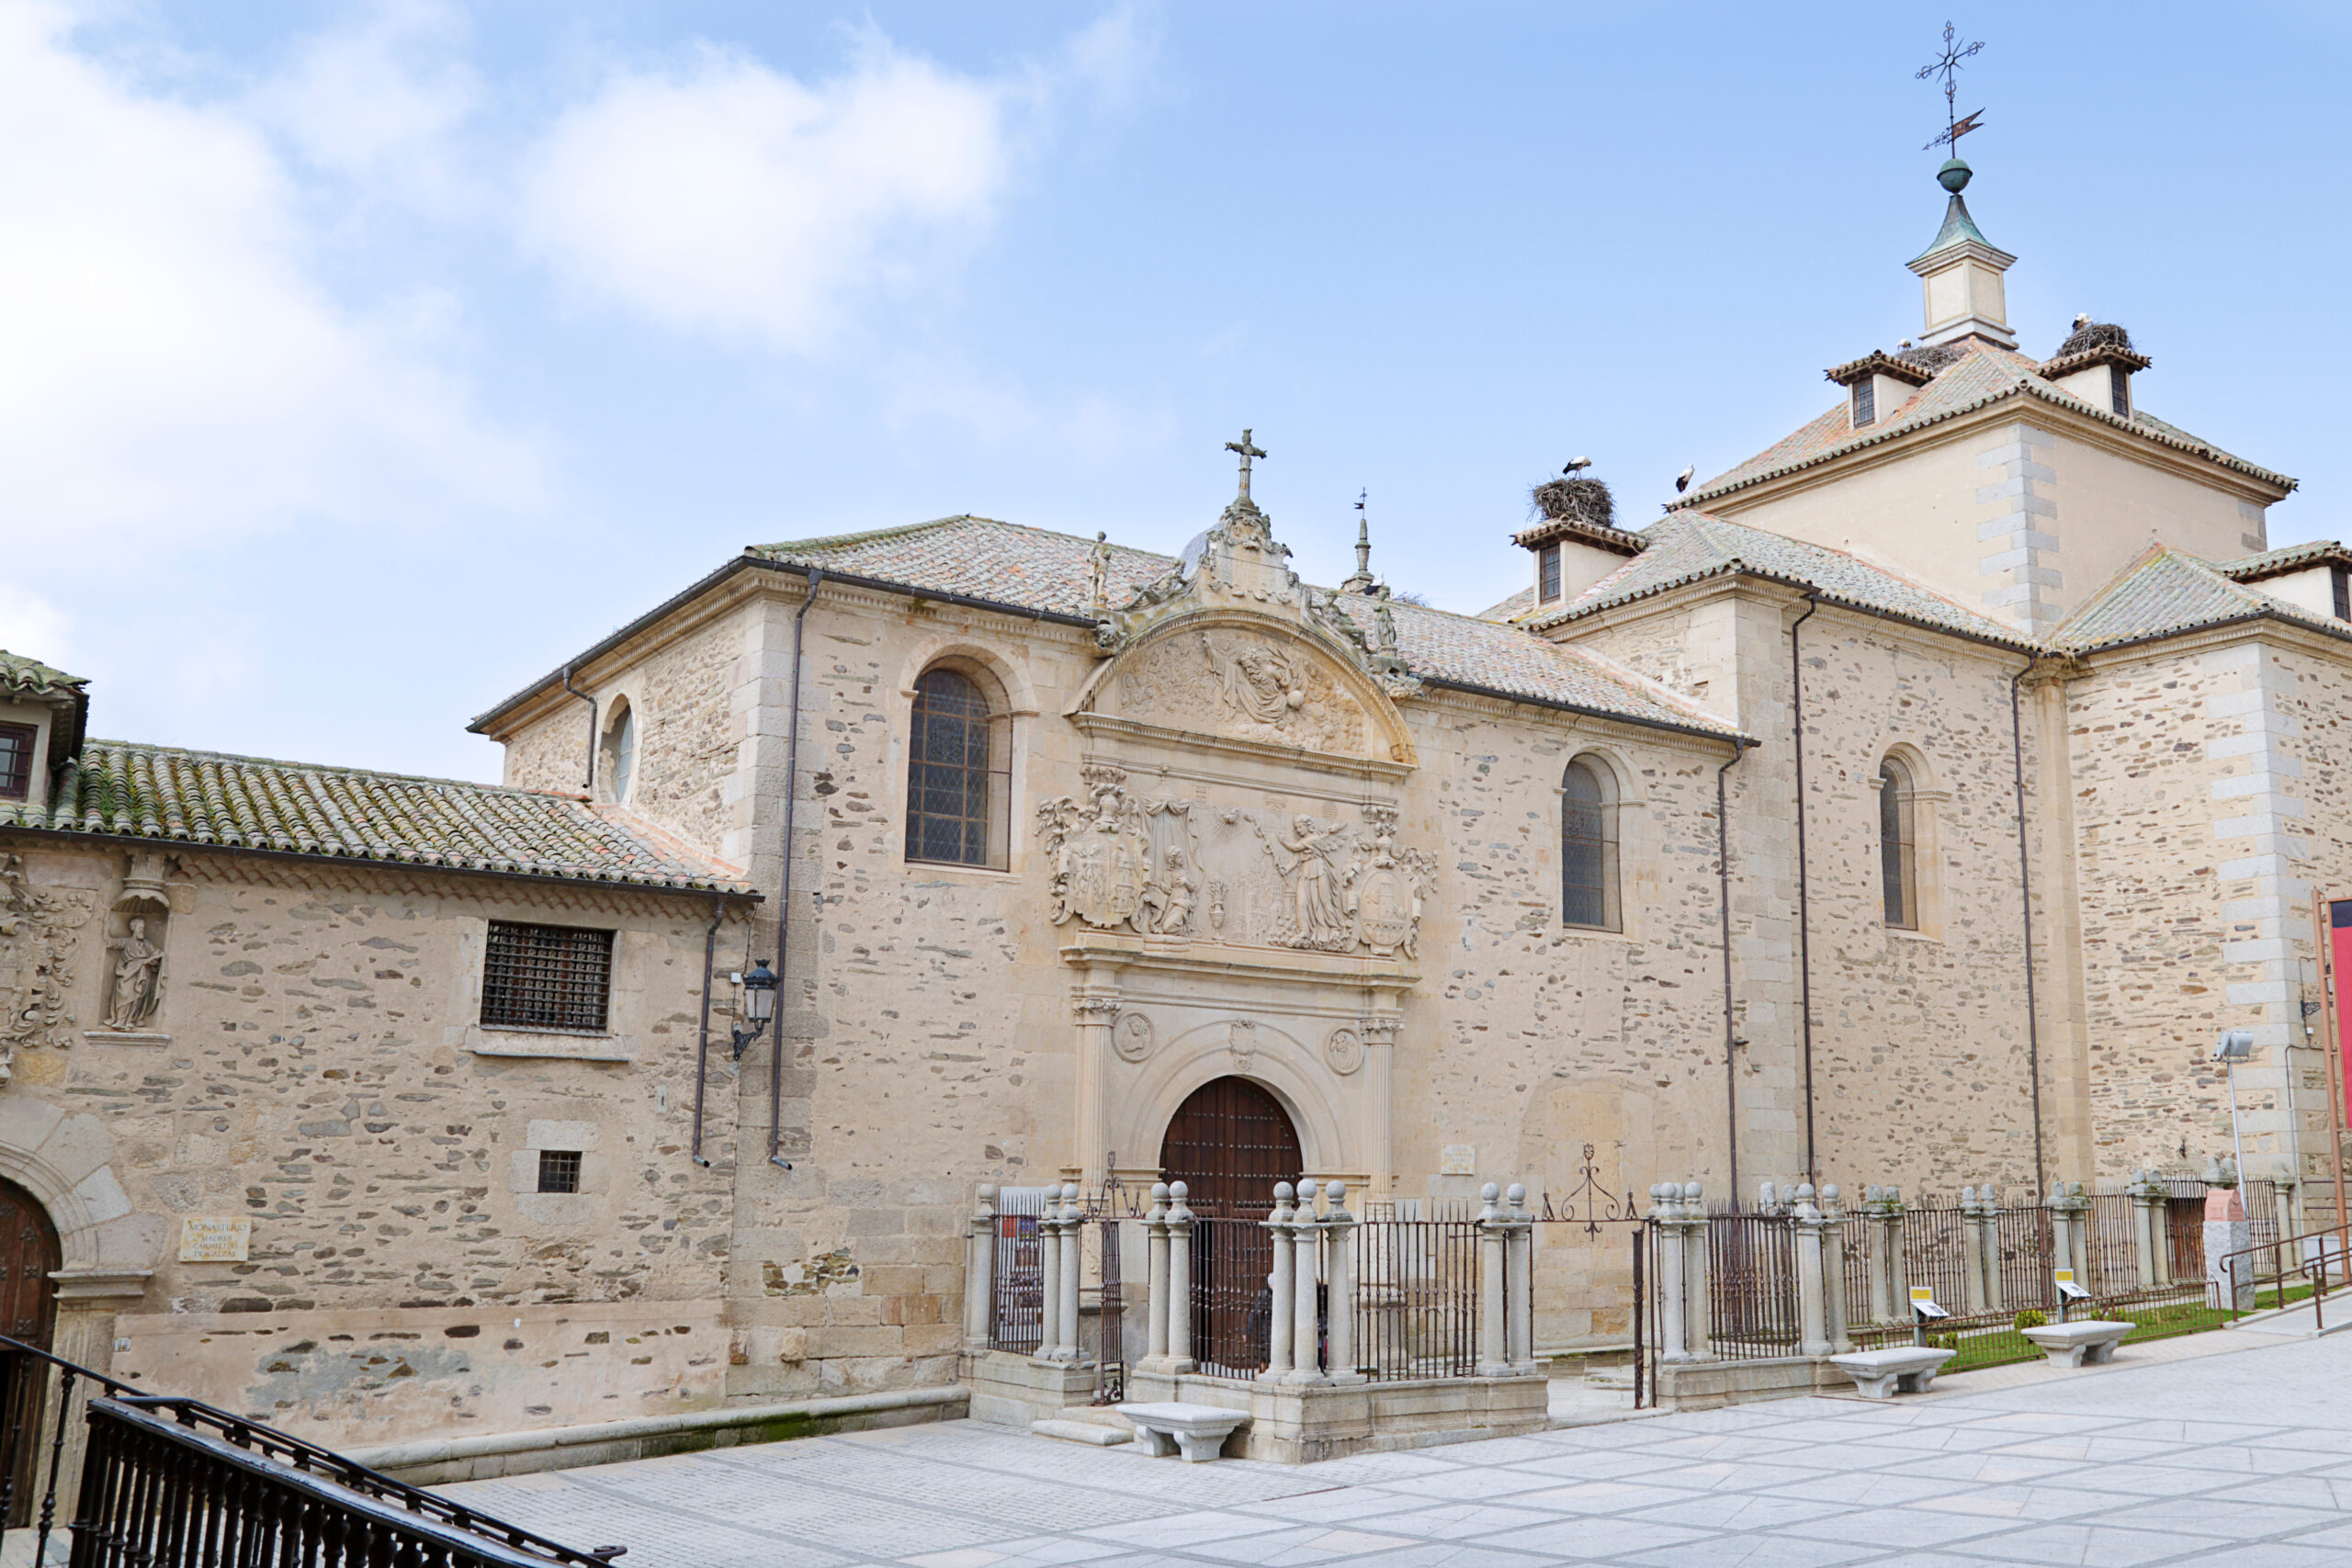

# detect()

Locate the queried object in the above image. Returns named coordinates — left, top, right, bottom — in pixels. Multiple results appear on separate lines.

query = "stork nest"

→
left=1529, top=477, right=1615, bottom=528
left=2057, top=321, right=2133, bottom=357
left=1894, top=343, right=1963, bottom=374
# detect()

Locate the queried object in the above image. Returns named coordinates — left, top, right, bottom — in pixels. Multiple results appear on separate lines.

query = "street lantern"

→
left=2214, top=1030, right=2255, bottom=1189
left=731, top=960, right=778, bottom=1059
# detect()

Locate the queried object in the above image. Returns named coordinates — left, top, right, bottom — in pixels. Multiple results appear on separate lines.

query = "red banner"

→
left=2333, top=899, right=2352, bottom=1116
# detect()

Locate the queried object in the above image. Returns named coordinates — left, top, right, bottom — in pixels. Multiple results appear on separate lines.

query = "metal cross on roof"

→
left=1226, top=429, right=1266, bottom=500
left=1917, top=21, right=1985, bottom=152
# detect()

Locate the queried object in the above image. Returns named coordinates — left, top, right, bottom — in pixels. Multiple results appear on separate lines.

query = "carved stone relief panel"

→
left=1106, top=629, right=1369, bottom=757
left=0, top=853, right=96, bottom=1081
left=1038, top=765, right=1435, bottom=962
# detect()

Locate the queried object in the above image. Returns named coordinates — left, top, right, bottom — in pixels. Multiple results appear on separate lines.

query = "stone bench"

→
left=1826, top=1347, right=1956, bottom=1400
left=2020, top=1319, right=2132, bottom=1369
left=1114, top=1402, right=1249, bottom=1462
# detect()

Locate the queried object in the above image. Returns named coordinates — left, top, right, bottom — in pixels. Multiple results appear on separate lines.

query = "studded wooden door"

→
left=1159, top=1077, right=1302, bottom=1377
left=0, top=1180, right=56, bottom=1527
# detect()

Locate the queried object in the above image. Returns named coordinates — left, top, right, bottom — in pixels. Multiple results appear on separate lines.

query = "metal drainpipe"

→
left=770, top=570, right=823, bottom=1172
left=691, top=894, right=725, bottom=1168
left=560, top=664, right=596, bottom=795
left=2010, top=663, right=2050, bottom=1197
left=1790, top=595, right=1821, bottom=1184
left=1717, top=737, right=1752, bottom=1202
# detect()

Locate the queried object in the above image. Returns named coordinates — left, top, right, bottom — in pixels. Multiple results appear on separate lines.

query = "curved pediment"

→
left=1077, top=611, right=1415, bottom=766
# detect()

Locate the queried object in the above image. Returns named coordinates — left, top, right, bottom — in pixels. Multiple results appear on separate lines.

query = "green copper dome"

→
left=1938, top=157, right=1973, bottom=194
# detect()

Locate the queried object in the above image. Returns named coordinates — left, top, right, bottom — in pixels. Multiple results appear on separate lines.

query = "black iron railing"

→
left=0, top=1336, right=623, bottom=1567
left=1351, top=1214, right=1477, bottom=1382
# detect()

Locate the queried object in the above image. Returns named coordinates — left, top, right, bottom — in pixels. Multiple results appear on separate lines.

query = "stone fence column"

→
left=1477, top=1182, right=1510, bottom=1376
left=2205, top=1180, right=2254, bottom=1312
left=966, top=1183, right=999, bottom=1351
left=1650, top=1183, right=1690, bottom=1363
left=1289, top=1182, right=1327, bottom=1386
left=1035, top=1189, right=1064, bottom=1364
left=1324, top=1182, right=1360, bottom=1383
left=1978, top=1185, right=2006, bottom=1314
left=1506, top=1183, right=1536, bottom=1372
left=1822, top=1185, right=1852, bottom=1352
left=1864, top=1187, right=1907, bottom=1323
left=1680, top=1181, right=1713, bottom=1361
left=1959, top=1186, right=1988, bottom=1316
left=1055, top=1182, right=1085, bottom=1364
left=2129, top=1171, right=2162, bottom=1289
left=2064, top=1183, right=2093, bottom=1283
left=1792, top=1185, right=1830, bottom=1358
left=1261, top=1183, right=1297, bottom=1382
left=1166, top=1182, right=1196, bottom=1372
left=1141, top=1182, right=1171, bottom=1371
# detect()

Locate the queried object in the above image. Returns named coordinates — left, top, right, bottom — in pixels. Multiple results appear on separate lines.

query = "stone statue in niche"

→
left=1250, top=814, right=1358, bottom=952
left=103, top=917, right=164, bottom=1032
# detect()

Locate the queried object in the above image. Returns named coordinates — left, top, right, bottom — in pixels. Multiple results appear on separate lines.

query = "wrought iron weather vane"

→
left=1226, top=428, right=1267, bottom=501
left=1917, top=21, right=1986, bottom=153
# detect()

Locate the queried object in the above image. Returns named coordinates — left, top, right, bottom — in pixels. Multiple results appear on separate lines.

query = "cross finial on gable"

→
left=1225, top=429, right=1267, bottom=501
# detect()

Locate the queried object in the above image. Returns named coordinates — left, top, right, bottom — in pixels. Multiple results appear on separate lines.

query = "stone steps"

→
left=1029, top=1405, right=1135, bottom=1446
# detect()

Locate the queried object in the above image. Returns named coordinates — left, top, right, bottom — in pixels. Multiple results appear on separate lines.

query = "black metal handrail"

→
left=0, top=1335, right=140, bottom=1563
left=2216, top=1222, right=2352, bottom=1334
left=0, top=1334, right=624, bottom=1565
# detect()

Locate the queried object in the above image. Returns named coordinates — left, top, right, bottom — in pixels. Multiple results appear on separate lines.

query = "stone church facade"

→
left=1, top=157, right=2348, bottom=1453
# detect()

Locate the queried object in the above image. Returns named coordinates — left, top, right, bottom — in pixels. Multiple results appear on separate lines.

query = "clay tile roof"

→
left=1509, top=514, right=1650, bottom=555
left=1824, top=350, right=1934, bottom=388
left=1534, top=511, right=2030, bottom=648
left=756, top=515, right=1176, bottom=619
left=760, top=513, right=1735, bottom=737
left=1477, top=584, right=1538, bottom=623
left=1676, top=341, right=2293, bottom=510
left=0, top=650, right=87, bottom=700
left=2050, top=544, right=2348, bottom=652
left=2219, top=539, right=2352, bottom=582
left=0, top=740, right=751, bottom=893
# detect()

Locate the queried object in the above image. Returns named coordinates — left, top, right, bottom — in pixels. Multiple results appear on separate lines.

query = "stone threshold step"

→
left=1031, top=1417, right=1133, bottom=1447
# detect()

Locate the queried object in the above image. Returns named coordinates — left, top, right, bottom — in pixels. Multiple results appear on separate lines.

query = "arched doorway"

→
left=1159, top=1076, right=1304, bottom=1214
left=0, top=1179, right=57, bottom=1526
left=1159, top=1077, right=1304, bottom=1377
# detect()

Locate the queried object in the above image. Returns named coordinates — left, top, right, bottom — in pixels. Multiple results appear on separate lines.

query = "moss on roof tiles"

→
left=1, top=740, right=749, bottom=892
left=0, top=650, right=88, bottom=698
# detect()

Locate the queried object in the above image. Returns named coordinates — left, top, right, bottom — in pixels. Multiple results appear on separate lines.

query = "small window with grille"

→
left=481, top=921, right=614, bottom=1032
left=2334, top=566, right=2350, bottom=622
left=1539, top=543, right=1562, bottom=601
left=0, top=724, right=34, bottom=801
left=2109, top=364, right=2131, bottom=417
left=1851, top=380, right=1876, bottom=428
left=537, top=1149, right=582, bottom=1194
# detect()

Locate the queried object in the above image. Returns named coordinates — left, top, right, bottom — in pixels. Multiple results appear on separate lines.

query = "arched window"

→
left=603, top=702, right=636, bottom=806
left=1561, top=755, right=1620, bottom=931
left=1879, top=756, right=1917, bottom=930
left=906, top=666, right=1010, bottom=868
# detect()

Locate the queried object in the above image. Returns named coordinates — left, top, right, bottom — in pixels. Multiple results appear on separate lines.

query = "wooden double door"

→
left=1158, top=1077, right=1303, bottom=1375
left=0, top=1180, right=57, bottom=1528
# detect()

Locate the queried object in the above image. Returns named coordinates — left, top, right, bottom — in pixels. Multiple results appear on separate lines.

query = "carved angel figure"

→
left=1254, top=815, right=1354, bottom=950
left=104, top=917, right=164, bottom=1032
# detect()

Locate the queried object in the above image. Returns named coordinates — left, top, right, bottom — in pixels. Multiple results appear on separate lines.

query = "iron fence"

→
left=987, top=1187, right=1050, bottom=1354
left=1705, top=1213, right=1801, bottom=1359
left=1992, top=1203, right=2053, bottom=1307
left=1189, top=1214, right=1277, bottom=1379
left=1085, top=1218, right=1126, bottom=1403
left=1351, top=1215, right=1479, bottom=1382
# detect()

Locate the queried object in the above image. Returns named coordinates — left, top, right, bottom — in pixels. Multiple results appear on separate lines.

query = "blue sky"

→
left=6, top=2, right=2346, bottom=783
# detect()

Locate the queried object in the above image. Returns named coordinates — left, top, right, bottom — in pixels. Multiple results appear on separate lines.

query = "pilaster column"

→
left=1651, top=1184, right=1690, bottom=1364
left=965, top=1183, right=999, bottom=1350
left=1792, top=1185, right=1830, bottom=1359
left=1166, top=1182, right=1196, bottom=1372
left=1287, top=1184, right=1327, bottom=1385
left=1506, top=1183, right=1536, bottom=1373
left=1363, top=1016, right=1398, bottom=1203
left=1324, top=1181, right=1361, bottom=1383
left=1476, top=1182, right=1510, bottom=1376
left=1072, top=995, right=1119, bottom=1192
left=1142, top=1182, right=1171, bottom=1370
left=1821, top=1185, right=1852, bottom=1353
left=1260, top=1183, right=1296, bottom=1381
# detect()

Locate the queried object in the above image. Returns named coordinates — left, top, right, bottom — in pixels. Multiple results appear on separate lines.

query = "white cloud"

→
left=0, top=0, right=539, bottom=558
left=249, top=0, right=482, bottom=207
left=517, top=37, right=1012, bottom=352
left=0, top=587, right=73, bottom=669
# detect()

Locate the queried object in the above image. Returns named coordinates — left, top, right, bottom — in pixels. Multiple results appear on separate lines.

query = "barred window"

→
left=0, top=724, right=33, bottom=801
left=1880, top=758, right=1918, bottom=931
left=2109, top=364, right=2131, bottom=417
left=481, top=921, right=613, bottom=1032
left=906, top=666, right=1010, bottom=869
left=1851, top=379, right=1876, bottom=428
left=537, top=1149, right=582, bottom=1194
left=1539, top=544, right=1562, bottom=602
left=1561, top=756, right=1620, bottom=931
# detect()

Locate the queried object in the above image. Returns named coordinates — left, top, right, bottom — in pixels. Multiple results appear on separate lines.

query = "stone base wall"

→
left=1124, top=1368, right=1549, bottom=1463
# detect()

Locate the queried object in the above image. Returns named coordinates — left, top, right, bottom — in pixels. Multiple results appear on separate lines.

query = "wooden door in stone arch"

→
left=0, top=1179, right=57, bottom=1526
left=1159, top=1077, right=1303, bottom=1377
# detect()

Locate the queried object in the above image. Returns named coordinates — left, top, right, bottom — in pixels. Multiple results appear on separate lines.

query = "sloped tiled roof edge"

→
left=2, top=739, right=752, bottom=895
left=2221, top=540, right=2352, bottom=582
left=1674, top=373, right=2295, bottom=512
left=1536, top=554, right=2035, bottom=652
left=2050, top=544, right=2352, bottom=656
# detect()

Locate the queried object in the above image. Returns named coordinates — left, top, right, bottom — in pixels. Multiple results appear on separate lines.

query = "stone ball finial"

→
left=1149, top=1180, right=1170, bottom=1201
left=1938, top=156, right=1972, bottom=194
left=1327, top=1179, right=1347, bottom=1204
left=1506, top=1182, right=1527, bottom=1207
left=1170, top=1180, right=1188, bottom=1203
left=1274, top=1180, right=1295, bottom=1201
left=1822, top=1184, right=1840, bottom=1206
left=1480, top=1181, right=1500, bottom=1201
left=1685, top=1180, right=1702, bottom=1201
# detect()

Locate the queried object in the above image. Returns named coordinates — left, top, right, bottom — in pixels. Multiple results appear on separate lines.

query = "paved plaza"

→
left=444, top=1327, right=2352, bottom=1567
